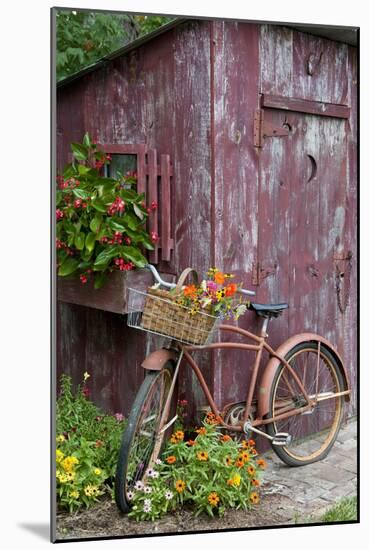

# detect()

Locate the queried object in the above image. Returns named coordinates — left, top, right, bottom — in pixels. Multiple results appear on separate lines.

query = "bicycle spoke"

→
left=271, top=346, right=342, bottom=462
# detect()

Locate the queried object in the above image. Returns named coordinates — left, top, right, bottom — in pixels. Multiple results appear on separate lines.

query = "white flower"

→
left=154, top=458, right=162, bottom=465
left=127, top=490, right=135, bottom=501
left=144, top=486, right=152, bottom=494
left=201, top=280, right=207, bottom=291
left=134, top=481, right=144, bottom=490
left=143, top=499, right=152, bottom=512
left=165, top=490, right=173, bottom=500
left=151, top=470, right=159, bottom=479
left=147, top=468, right=156, bottom=477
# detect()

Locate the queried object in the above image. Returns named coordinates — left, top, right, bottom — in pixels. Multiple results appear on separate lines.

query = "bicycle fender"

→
left=141, top=349, right=177, bottom=371
left=257, top=333, right=351, bottom=419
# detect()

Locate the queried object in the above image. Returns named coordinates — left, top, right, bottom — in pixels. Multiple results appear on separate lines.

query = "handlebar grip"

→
left=237, top=287, right=256, bottom=297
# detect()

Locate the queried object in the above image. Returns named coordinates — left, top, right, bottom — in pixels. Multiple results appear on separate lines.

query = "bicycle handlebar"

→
left=144, top=264, right=256, bottom=296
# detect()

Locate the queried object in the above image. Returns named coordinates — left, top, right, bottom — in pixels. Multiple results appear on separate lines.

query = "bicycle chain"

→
left=335, top=252, right=353, bottom=314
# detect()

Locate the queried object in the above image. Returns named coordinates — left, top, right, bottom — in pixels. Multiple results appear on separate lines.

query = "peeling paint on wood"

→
left=56, top=20, right=357, bottom=419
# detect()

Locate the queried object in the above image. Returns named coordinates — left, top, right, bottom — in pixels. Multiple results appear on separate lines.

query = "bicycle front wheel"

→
left=267, top=342, right=345, bottom=466
left=115, top=363, right=175, bottom=512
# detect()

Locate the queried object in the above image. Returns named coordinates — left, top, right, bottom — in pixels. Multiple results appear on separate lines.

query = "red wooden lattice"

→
left=99, top=144, right=174, bottom=264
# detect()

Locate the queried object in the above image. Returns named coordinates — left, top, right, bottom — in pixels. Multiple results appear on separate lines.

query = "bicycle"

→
left=115, top=264, right=351, bottom=513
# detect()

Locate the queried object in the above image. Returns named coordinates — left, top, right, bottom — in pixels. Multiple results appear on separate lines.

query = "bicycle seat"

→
left=250, top=302, right=289, bottom=318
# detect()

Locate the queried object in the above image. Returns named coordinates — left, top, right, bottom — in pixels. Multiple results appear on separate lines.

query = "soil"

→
left=56, top=486, right=304, bottom=541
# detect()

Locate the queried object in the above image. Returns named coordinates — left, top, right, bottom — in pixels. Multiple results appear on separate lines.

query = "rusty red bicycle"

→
left=115, top=264, right=351, bottom=513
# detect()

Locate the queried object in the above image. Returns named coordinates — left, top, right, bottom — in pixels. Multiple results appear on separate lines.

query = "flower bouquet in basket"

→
left=140, top=267, right=250, bottom=345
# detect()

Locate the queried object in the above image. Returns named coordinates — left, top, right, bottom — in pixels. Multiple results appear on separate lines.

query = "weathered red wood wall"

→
left=56, top=20, right=357, bottom=419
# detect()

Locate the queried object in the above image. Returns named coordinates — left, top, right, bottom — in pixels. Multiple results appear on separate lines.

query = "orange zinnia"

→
left=248, top=439, right=256, bottom=447
left=240, top=451, right=250, bottom=462
left=208, top=492, right=220, bottom=506
left=175, top=480, right=186, bottom=493
left=252, top=478, right=260, bottom=487
left=257, top=458, right=266, bottom=469
left=183, top=285, right=197, bottom=297
left=247, top=465, right=256, bottom=476
left=235, top=457, right=245, bottom=468
left=166, top=455, right=176, bottom=464
left=186, top=439, right=196, bottom=446
left=197, top=451, right=208, bottom=461
left=225, top=283, right=237, bottom=297
left=221, top=434, right=232, bottom=443
left=174, top=430, right=184, bottom=441
left=214, top=271, right=225, bottom=285
left=196, top=427, right=207, bottom=436
left=250, top=492, right=259, bottom=504
left=225, top=456, right=233, bottom=466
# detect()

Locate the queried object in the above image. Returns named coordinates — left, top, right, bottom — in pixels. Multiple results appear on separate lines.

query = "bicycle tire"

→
left=115, top=363, right=176, bottom=513
left=266, top=342, right=345, bottom=466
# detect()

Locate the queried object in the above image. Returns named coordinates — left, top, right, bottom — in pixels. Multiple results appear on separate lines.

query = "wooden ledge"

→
left=57, top=270, right=175, bottom=314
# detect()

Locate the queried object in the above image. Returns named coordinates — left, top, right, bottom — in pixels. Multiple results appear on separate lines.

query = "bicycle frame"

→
left=156, top=319, right=350, bottom=435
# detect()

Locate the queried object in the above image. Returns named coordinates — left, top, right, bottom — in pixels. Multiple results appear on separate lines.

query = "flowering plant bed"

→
left=56, top=133, right=157, bottom=289
left=56, top=373, right=126, bottom=513
left=127, top=413, right=266, bottom=521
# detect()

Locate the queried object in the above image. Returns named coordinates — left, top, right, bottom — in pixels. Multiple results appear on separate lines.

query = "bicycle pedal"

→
left=272, top=433, right=292, bottom=446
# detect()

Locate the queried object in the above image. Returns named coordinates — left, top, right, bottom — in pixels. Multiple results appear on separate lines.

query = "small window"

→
left=104, top=154, right=137, bottom=180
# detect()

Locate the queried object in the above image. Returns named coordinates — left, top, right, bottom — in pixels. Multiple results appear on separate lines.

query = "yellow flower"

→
left=70, top=490, right=79, bottom=499
left=94, top=468, right=102, bottom=476
left=175, top=480, right=186, bottom=493
left=232, top=473, right=241, bottom=487
left=65, top=471, right=75, bottom=482
left=84, top=484, right=99, bottom=497
left=227, top=473, right=241, bottom=487
left=57, top=472, right=68, bottom=484
left=56, top=434, right=65, bottom=443
left=56, top=449, right=64, bottom=463
left=62, top=456, right=79, bottom=472
left=83, top=371, right=90, bottom=382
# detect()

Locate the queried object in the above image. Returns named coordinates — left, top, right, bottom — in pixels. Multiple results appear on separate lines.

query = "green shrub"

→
left=56, top=373, right=126, bottom=512
left=128, top=414, right=266, bottom=521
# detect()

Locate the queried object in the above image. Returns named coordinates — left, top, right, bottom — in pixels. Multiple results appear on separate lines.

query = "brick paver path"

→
left=262, top=417, right=357, bottom=521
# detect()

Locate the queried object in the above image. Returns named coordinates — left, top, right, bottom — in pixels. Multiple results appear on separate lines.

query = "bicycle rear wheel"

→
left=115, top=363, right=175, bottom=512
left=267, top=342, right=345, bottom=466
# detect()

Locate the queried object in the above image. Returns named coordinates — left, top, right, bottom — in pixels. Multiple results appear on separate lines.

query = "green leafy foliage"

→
left=56, top=373, right=126, bottom=513
left=56, top=10, right=174, bottom=81
left=128, top=414, right=266, bottom=521
left=56, top=133, right=156, bottom=287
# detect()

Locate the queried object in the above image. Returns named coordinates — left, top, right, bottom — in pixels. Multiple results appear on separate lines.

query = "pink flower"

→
left=207, top=280, right=217, bottom=292
left=56, top=209, right=64, bottom=220
left=150, top=231, right=159, bottom=243
left=115, top=413, right=124, bottom=422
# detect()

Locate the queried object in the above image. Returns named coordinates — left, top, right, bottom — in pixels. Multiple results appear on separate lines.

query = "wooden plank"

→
left=148, top=149, right=159, bottom=263
left=57, top=270, right=174, bottom=314
left=98, top=143, right=147, bottom=155
left=160, top=154, right=172, bottom=261
left=262, top=93, right=350, bottom=119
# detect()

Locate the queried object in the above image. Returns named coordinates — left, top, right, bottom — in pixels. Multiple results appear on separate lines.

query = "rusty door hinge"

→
left=334, top=251, right=353, bottom=314
left=254, top=109, right=290, bottom=148
left=252, top=262, right=277, bottom=286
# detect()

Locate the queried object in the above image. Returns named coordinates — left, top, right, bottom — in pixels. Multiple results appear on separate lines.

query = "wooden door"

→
left=256, top=106, right=350, bottom=352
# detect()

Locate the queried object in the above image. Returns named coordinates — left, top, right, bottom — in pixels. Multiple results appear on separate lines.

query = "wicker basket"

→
left=139, top=268, right=217, bottom=345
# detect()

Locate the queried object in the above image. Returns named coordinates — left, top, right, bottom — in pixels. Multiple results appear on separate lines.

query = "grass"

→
left=321, top=496, right=357, bottom=522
